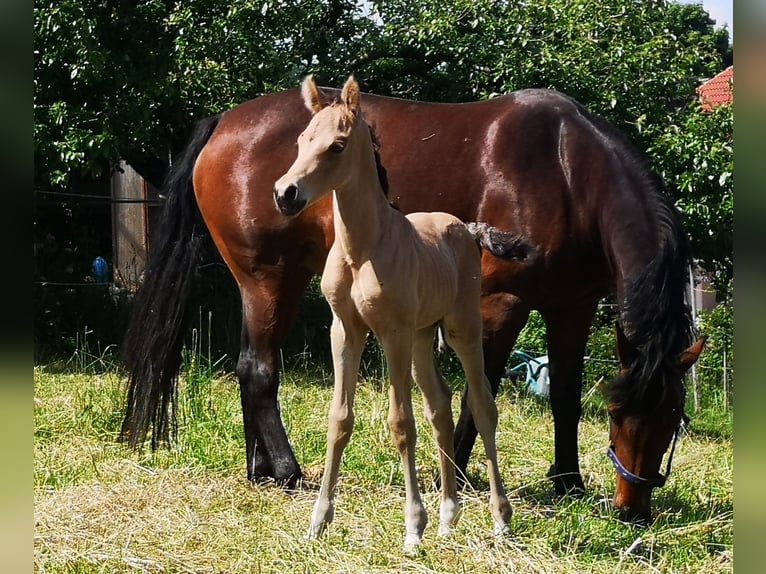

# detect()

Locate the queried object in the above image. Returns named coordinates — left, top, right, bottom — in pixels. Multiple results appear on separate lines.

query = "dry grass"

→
left=34, top=368, right=732, bottom=573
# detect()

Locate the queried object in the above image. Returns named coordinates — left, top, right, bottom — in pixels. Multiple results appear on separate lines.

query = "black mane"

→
left=367, top=124, right=389, bottom=198
left=589, top=112, right=695, bottom=411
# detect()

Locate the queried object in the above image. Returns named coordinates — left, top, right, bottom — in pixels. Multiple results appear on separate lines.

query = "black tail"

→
left=120, top=114, right=222, bottom=448
left=466, top=222, right=535, bottom=261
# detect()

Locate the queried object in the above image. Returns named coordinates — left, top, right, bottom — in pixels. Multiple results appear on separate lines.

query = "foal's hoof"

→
left=305, top=521, right=327, bottom=541
left=493, top=520, right=511, bottom=537
left=403, top=533, right=423, bottom=554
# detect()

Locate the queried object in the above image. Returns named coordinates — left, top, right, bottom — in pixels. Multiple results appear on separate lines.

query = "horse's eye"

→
left=329, top=142, right=345, bottom=154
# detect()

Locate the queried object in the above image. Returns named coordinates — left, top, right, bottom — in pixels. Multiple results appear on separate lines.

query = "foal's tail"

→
left=120, top=114, right=222, bottom=449
left=466, top=222, right=535, bottom=261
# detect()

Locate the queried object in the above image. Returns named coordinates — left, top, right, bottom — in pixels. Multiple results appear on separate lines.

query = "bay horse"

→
left=275, top=75, right=528, bottom=548
left=121, top=77, right=705, bottom=522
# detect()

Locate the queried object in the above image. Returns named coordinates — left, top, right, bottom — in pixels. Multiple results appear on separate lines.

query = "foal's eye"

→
left=328, top=141, right=345, bottom=154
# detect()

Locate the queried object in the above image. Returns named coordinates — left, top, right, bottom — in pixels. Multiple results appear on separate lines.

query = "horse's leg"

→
left=380, top=329, right=426, bottom=552
left=445, top=313, right=512, bottom=536
left=411, top=326, right=460, bottom=537
left=307, top=309, right=367, bottom=538
left=454, top=294, right=531, bottom=480
left=235, top=266, right=312, bottom=484
left=540, top=302, right=597, bottom=495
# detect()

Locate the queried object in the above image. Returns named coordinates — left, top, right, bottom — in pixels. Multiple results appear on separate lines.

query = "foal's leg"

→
left=308, top=310, right=367, bottom=539
left=445, top=319, right=512, bottom=535
left=411, top=327, right=460, bottom=537
left=380, top=330, right=427, bottom=551
left=454, top=293, right=531, bottom=482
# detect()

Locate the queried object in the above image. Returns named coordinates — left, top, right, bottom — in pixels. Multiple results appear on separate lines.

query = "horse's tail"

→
left=466, top=222, right=536, bottom=261
left=120, top=113, right=222, bottom=449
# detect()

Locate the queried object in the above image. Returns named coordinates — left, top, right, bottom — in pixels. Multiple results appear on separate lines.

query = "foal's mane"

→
left=322, top=89, right=390, bottom=199
left=585, top=111, right=695, bottom=410
left=367, top=123, right=390, bottom=198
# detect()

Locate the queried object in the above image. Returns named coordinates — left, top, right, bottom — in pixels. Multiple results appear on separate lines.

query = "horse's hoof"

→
left=547, top=464, right=585, bottom=496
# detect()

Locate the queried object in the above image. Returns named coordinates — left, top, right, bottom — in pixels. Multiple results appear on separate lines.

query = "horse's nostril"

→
left=284, top=184, right=298, bottom=202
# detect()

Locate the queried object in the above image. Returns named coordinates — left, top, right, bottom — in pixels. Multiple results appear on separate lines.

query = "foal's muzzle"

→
left=273, top=183, right=307, bottom=216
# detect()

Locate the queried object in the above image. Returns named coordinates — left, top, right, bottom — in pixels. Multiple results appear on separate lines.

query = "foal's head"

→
left=606, top=324, right=706, bottom=522
left=274, top=75, right=374, bottom=216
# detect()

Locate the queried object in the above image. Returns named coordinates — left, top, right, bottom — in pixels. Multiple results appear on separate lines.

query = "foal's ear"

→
left=679, top=335, right=708, bottom=372
left=341, top=75, right=360, bottom=116
left=301, top=74, right=327, bottom=114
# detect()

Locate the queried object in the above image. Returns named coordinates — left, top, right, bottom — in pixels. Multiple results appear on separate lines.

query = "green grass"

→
left=34, top=366, right=732, bottom=573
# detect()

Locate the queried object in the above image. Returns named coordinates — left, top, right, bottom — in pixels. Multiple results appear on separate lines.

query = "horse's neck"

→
left=600, top=192, right=661, bottom=299
left=332, top=157, right=393, bottom=266
left=602, top=192, right=691, bottom=352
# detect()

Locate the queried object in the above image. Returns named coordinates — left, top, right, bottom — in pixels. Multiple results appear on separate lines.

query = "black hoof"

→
left=248, top=470, right=303, bottom=491
left=547, top=464, right=585, bottom=496
left=247, top=455, right=302, bottom=490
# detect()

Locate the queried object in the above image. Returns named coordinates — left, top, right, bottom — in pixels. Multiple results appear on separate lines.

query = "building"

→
left=696, top=65, right=733, bottom=111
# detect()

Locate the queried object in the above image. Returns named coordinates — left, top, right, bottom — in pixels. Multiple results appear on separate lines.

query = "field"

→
left=34, top=365, right=732, bottom=573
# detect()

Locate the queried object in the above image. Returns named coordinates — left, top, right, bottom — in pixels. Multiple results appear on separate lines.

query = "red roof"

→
left=697, top=66, right=733, bottom=111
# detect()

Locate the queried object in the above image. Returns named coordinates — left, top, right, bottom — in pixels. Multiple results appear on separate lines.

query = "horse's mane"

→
left=585, top=111, right=695, bottom=411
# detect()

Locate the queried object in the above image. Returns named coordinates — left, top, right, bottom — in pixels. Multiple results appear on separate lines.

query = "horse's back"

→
left=195, top=85, right=637, bottom=307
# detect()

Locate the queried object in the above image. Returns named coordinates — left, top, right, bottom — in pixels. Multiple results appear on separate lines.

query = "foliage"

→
left=34, top=0, right=734, bottom=360
left=648, top=102, right=733, bottom=296
left=694, top=303, right=733, bottom=408
left=511, top=305, right=620, bottom=386
left=513, top=311, right=547, bottom=359
left=509, top=299, right=734, bottom=417
left=35, top=0, right=731, bottom=182
left=33, top=283, right=132, bottom=366
left=34, top=1, right=176, bottom=186
left=365, top=1, right=729, bottom=145
left=33, top=0, right=375, bottom=188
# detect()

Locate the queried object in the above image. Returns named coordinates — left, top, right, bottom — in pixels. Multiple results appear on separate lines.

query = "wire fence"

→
left=34, top=189, right=164, bottom=205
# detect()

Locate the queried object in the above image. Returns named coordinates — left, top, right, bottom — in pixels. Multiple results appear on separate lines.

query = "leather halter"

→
left=607, top=410, right=690, bottom=490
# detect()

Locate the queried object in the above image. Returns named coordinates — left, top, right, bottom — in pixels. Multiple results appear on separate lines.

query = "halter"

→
left=606, top=408, right=690, bottom=490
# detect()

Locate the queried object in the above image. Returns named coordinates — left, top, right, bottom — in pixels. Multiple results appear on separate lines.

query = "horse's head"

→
left=274, top=75, right=367, bottom=216
left=605, top=324, right=706, bottom=523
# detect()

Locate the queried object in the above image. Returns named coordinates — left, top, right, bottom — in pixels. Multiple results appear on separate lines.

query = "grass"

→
left=34, top=365, right=732, bottom=573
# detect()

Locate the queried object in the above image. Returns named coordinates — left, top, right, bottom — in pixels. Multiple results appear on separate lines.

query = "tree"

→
left=34, top=0, right=374, bottom=188
left=648, top=102, right=733, bottom=297
left=34, top=1, right=176, bottom=187
left=34, top=0, right=733, bottom=290
left=359, top=1, right=730, bottom=148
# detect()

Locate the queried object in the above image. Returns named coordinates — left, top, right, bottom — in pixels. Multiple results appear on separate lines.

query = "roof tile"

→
left=697, top=66, right=733, bottom=111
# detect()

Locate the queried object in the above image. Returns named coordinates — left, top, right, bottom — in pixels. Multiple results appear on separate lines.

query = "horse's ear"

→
left=301, top=74, right=326, bottom=114
left=341, top=75, right=360, bottom=116
left=679, top=335, right=708, bottom=372
left=614, top=322, right=638, bottom=368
